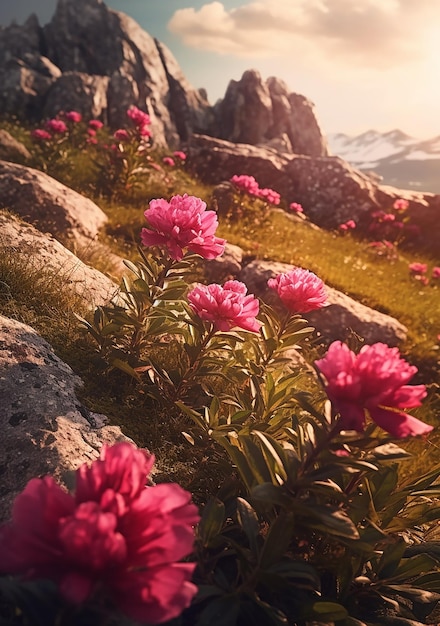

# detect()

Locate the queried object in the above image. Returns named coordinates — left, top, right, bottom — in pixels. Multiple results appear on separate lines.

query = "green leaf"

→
left=236, top=497, right=260, bottom=555
left=309, top=601, right=348, bottom=621
left=390, top=554, right=438, bottom=582
left=198, top=497, right=225, bottom=546
left=259, top=512, right=296, bottom=568
left=110, top=358, right=141, bottom=381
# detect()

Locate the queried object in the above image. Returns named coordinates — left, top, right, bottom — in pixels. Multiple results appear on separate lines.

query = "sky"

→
left=1, top=0, right=439, bottom=139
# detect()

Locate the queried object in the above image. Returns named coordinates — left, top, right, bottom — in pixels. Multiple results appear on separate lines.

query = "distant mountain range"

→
left=327, top=129, right=440, bottom=194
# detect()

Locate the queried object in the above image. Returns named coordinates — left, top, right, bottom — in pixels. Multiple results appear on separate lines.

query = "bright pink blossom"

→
left=0, top=442, right=199, bottom=623
left=268, top=268, right=327, bottom=313
left=114, top=129, right=130, bottom=142
left=409, top=262, right=428, bottom=274
left=31, top=129, right=52, bottom=141
left=87, top=128, right=96, bottom=137
left=393, top=198, right=409, bottom=211
left=188, top=280, right=261, bottom=333
left=141, top=194, right=226, bottom=261
left=127, top=105, right=151, bottom=128
left=230, top=174, right=261, bottom=197
left=46, top=119, right=68, bottom=134
left=315, top=342, right=431, bottom=438
left=257, top=187, right=281, bottom=205
left=65, top=111, right=82, bottom=123
left=432, top=267, right=440, bottom=279
left=163, top=156, right=175, bottom=167
left=382, top=213, right=396, bottom=222
left=89, top=119, right=104, bottom=130
left=289, top=202, right=303, bottom=213
left=173, top=151, right=187, bottom=161
left=339, top=220, right=356, bottom=231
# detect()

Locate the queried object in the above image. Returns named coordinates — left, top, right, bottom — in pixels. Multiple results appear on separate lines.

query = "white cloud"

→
left=168, top=0, right=439, bottom=67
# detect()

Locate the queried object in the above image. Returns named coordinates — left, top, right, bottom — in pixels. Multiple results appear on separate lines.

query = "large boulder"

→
left=0, top=314, right=130, bottom=523
left=0, top=160, right=108, bottom=250
left=0, top=129, right=31, bottom=163
left=214, top=70, right=328, bottom=157
left=0, top=211, right=119, bottom=307
left=187, top=134, right=440, bottom=254
left=238, top=259, right=407, bottom=347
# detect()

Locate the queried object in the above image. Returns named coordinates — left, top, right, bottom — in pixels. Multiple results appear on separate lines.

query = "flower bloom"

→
left=339, top=220, right=356, bottom=231
left=173, top=151, right=187, bottom=161
left=432, top=267, right=440, bottom=279
left=409, top=262, right=428, bottom=274
left=163, top=156, right=175, bottom=167
left=31, top=129, right=52, bottom=141
left=87, top=128, right=96, bottom=137
left=114, top=129, right=130, bottom=142
left=89, top=119, right=104, bottom=130
left=393, top=198, right=409, bottom=211
left=315, top=342, right=431, bottom=438
left=46, top=119, right=68, bottom=134
left=127, top=105, right=151, bottom=128
left=230, top=174, right=261, bottom=197
left=141, top=194, right=226, bottom=261
left=268, top=268, right=327, bottom=313
left=289, top=202, right=303, bottom=213
left=188, top=280, right=261, bottom=333
left=65, top=111, right=82, bottom=123
left=0, top=442, right=199, bottom=624
left=257, top=187, right=281, bottom=205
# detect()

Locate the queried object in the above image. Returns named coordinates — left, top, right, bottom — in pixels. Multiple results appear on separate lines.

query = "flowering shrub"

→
left=289, top=201, right=304, bottom=213
left=0, top=442, right=199, bottom=624
left=339, top=219, right=356, bottom=232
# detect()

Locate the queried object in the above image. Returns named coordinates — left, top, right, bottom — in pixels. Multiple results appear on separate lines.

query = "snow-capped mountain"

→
left=327, top=129, right=440, bottom=193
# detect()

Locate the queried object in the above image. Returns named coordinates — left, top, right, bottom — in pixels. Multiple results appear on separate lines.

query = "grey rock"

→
left=203, top=243, right=243, bottom=283
left=238, top=259, right=407, bottom=346
left=0, top=314, right=131, bottom=523
left=43, top=71, right=110, bottom=120
left=0, top=211, right=119, bottom=307
left=0, top=160, right=108, bottom=250
left=0, top=129, right=31, bottom=163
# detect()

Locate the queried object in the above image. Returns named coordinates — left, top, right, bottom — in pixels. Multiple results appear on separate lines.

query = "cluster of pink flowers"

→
left=163, top=156, right=175, bottom=167
left=367, top=240, right=398, bottom=261
left=173, top=150, right=187, bottom=161
left=141, top=194, right=226, bottom=261
left=31, top=128, right=52, bottom=142
left=127, top=105, right=151, bottom=138
left=315, top=342, right=431, bottom=438
left=65, top=110, right=82, bottom=123
left=188, top=280, right=261, bottom=333
left=408, top=262, right=440, bottom=286
left=339, top=219, right=356, bottom=232
left=114, top=128, right=130, bottom=142
left=0, top=442, right=199, bottom=623
left=268, top=267, right=327, bottom=314
left=230, top=174, right=280, bottom=205
left=393, top=198, right=409, bottom=211
left=45, top=118, right=68, bottom=134
left=289, top=202, right=304, bottom=213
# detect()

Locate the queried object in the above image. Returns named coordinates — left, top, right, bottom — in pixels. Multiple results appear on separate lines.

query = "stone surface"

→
left=43, top=71, right=110, bottom=120
left=203, top=242, right=244, bottom=283
left=0, top=129, right=31, bottom=163
left=238, top=259, right=407, bottom=346
left=0, top=160, right=108, bottom=250
left=187, top=134, right=440, bottom=254
left=0, top=314, right=130, bottom=523
left=0, top=211, right=119, bottom=307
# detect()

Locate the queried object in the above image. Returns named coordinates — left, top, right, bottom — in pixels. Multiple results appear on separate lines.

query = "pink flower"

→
left=173, top=151, right=187, bottom=161
left=289, top=202, right=303, bottom=213
left=268, top=268, right=327, bottom=313
left=0, top=443, right=199, bottom=624
left=230, top=174, right=261, bottom=197
left=382, top=213, right=396, bottom=222
left=87, top=128, right=96, bottom=137
left=89, top=119, right=104, bottom=130
left=409, top=262, right=427, bottom=274
left=345, top=219, right=356, bottom=229
left=432, top=267, right=440, bottom=279
left=141, top=194, right=226, bottom=261
left=65, top=111, right=82, bottom=123
left=315, top=342, right=431, bottom=438
left=393, top=198, right=409, bottom=211
left=31, top=128, right=52, bottom=141
left=163, top=156, right=175, bottom=167
left=139, top=125, right=151, bottom=138
left=188, top=280, right=261, bottom=333
left=114, top=129, right=130, bottom=142
left=257, top=187, right=281, bottom=205
left=127, top=105, right=151, bottom=128
left=46, top=119, right=68, bottom=134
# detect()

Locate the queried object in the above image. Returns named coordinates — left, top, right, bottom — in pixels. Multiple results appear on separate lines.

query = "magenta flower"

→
left=127, top=105, right=151, bottom=128
left=289, top=202, right=303, bottom=213
left=31, top=129, right=52, bottom=141
left=393, top=198, right=409, bottom=211
left=339, top=220, right=356, bottom=231
left=65, top=111, right=82, bottom=123
left=0, top=442, right=199, bottom=623
left=315, top=342, right=431, bottom=438
left=141, top=194, right=226, bottom=261
left=409, top=262, right=428, bottom=274
left=163, top=156, right=175, bottom=167
left=432, top=267, right=440, bottom=279
left=257, top=187, right=281, bottom=205
left=114, top=129, right=130, bottom=142
left=230, top=174, right=261, bottom=197
left=46, top=119, right=68, bottom=134
left=268, top=268, right=327, bottom=313
left=89, top=119, right=104, bottom=130
left=173, top=150, right=187, bottom=161
left=188, top=280, right=261, bottom=333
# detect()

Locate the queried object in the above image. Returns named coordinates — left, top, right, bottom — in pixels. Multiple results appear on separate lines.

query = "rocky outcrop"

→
left=188, top=135, right=440, bottom=254
left=0, top=211, right=119, bottom=307
left=0, top=129, right=31, bottom=162
left=215, top=71, right=328, bottom=157
left=0, top=314, right=130, bottom=522
left=238, top=260, right=407, bottom=347
left=0, top=160, right=108, bottom=250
